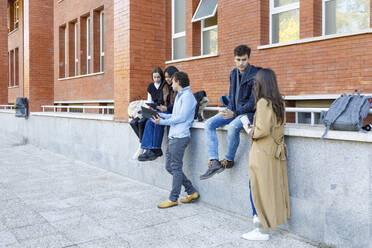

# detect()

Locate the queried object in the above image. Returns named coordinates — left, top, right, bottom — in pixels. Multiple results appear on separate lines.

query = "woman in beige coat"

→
left=241, top=68, right=290, bottom=241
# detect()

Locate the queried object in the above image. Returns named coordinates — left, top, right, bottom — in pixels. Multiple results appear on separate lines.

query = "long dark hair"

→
left=164, top=66, right=179, bottom=78
left=253, top=68, right=285, bottom=124
left=152, top=67, right=165, bottom=83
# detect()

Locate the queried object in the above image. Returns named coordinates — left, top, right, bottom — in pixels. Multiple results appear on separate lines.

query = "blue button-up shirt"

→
left=159, top=86, right=196, bottom=138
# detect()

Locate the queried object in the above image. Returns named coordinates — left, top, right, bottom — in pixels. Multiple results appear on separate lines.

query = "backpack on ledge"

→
left=320, top=91, right=370, bottom=139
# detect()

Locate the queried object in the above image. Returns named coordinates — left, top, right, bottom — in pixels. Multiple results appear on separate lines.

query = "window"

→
left=270, top=0, right=300, bottom=44
left=74, top=22, right=78, bottom=76
left=59, top=25, right=66, bottom=78
left=172, top=0, right=186, bottom=60
left=15, top=48, right=19, bottom=86
left=323, top=0, right=370, bottom=35
left=87, top=17, right=91, bottom=74
left=192, top=0, right=218, bottom=56
left=14, top=0, right=19, bottom=29
left=65, top=28, right=68, bottom=77
left=100, top=11, right=104, bottom=72
left=10, top=50, right=14, bottom=86
left=8, top=52, right=10, bottom=87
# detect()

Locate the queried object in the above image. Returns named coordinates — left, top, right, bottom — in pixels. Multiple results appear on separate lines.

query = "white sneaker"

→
left=241, top=228, right=270, bottom=241
left=253, top=215, right=260, bottom=227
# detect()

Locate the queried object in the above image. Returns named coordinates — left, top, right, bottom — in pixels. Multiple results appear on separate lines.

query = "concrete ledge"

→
left=31, top=112, right=114, bottom=121
left=0, top=112, right=371, bottom=247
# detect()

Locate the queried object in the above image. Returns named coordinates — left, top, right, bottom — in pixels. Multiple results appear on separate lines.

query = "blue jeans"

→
left=205, top=114, right=248, bottom=161
left=165, top=137, right=196, bottom=202
left=141, top=119, right=165, bottom=149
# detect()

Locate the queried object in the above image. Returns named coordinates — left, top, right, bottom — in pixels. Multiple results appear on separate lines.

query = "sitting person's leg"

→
left=221, top=115, right=244, bottom=168
left=200, top=114, right=234, bottom=180
left=138, top=120, right=164, bottom=161
left=205, top=114, right=234, bottom=160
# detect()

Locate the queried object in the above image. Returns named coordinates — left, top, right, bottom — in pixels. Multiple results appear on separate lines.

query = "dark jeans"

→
left=165, top=137, right=196, bottom=202
left=130, top=117, right=147, bottom=142
left=141, top=119, right=165, bottom=149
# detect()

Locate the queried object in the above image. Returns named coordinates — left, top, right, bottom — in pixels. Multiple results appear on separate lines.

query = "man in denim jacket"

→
left=200, top=45, right=261, bottom=180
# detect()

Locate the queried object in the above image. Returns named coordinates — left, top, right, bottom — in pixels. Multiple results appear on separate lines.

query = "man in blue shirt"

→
left=200, top=45, right=261, bottom=180
left=151, top=72, right=200, bottom=208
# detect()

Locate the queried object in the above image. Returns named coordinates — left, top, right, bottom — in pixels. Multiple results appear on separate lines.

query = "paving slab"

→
left=0, top=134, right=318, bottom=248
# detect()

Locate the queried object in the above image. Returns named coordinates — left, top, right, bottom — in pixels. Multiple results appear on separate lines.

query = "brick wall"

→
left=163, top=0, right=372, bottom=107
left=0, top=0, right=8, bottom=104
left=54, top=0, right=114, bottom=103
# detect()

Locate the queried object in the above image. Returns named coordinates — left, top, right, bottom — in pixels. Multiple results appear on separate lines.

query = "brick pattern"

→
left=54, top=0, right=113, bottom=103
left=300, top=0, right=322, bottom=39
left=0, top=0, right=8, bottom=104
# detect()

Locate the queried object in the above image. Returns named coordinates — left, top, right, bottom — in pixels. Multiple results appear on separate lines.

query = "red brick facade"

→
left=2, top=0, right=372, bottom=119
left=0, top=1, right=8, bottom=104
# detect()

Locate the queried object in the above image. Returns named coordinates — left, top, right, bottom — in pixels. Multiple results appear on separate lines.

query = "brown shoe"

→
left=157, top=200, right=178, bottom=209
left=200, top=160, right=224, bottom=180
left=220, top=159, right=234, bottom=169
left=181, top=192, right=200, bottom=203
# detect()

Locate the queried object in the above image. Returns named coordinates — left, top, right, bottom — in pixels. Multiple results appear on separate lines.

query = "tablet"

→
left=141, top=106, right=160, bottom=119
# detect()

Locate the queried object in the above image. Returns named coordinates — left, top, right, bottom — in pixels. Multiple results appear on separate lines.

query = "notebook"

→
left=141, top=106, right=160, bottom=119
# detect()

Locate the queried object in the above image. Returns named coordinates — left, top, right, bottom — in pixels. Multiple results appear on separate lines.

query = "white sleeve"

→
left=147, top=93, right=153, bottom=103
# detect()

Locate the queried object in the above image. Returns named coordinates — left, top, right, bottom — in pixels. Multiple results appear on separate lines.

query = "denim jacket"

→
left=159, top=86, right=196, bottom=138
left=227, top=64, right=261, bottom=117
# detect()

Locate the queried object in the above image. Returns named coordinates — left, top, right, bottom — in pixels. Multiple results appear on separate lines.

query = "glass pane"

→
left=274, top=0, right=299, bottom=8
left=87, top=59, right=91, bottom=74
left=101, top=55, right=104, bottom=72
left=173, top=36, right=186, bottom=60
left=193, top=0, right=217, bottom=21
left=325, top=0, right=370, bottom=35
left=174, top=0, right=185, bottom=33
left=204, top=13, right=217, bottom=28
left=272, top=9, right=299, bottom=43
left=203, top=28, right=218, bottom=55
left=101, top=13, right=104, bottom=50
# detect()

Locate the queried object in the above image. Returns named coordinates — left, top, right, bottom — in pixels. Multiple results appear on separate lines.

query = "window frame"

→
left=14, top=0, right=19, bottom=29
left=87, top=17, right=91, bottom=74
left=269, top=0, right=300, bottom=44
left=100, top=10, right=104, bottom=72
left=171, top=0, right=186, bottom=60
left=201, top=17, right=218, bottom=56
left=74, top=22, right=78, bottom=76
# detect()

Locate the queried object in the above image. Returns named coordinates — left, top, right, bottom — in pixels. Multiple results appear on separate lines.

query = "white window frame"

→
left=14, top=0, right=19, bottom=29
left=201, top=18, right=218, bottom=55
left=171, top=0, right=186, bottom=60
left=100, top=11, right=104, bottom=72
left=65, top=27, right=68, bottom=77
left=74, top=22, right=78, bottom=76
left=269, top=0, right=300, bottom=44
left=87, top=17, right=91, bottom=74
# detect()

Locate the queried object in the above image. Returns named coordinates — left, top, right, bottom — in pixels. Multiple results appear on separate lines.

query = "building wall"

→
left=0, top=1, right=8, bottom=104
left=163, top=0, right=372, bottom=107
left=7, top=0, right=24, bottom=104
left=53, top=0, right=114, bottom=103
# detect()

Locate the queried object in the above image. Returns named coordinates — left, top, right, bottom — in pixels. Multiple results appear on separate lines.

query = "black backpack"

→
left=15, top=97, right=28, bottom=118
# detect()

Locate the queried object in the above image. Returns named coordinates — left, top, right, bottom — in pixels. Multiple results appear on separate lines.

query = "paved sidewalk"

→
left=0, top=134, right=317, bottom=248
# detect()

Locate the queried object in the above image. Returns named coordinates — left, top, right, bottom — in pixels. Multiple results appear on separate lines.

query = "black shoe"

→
left=138, top=149, right=150, bottom=161
left=200, top=160, right=224, bottom=180
left=146, top=150, right=161, bottom=161
left=220, top=159, right=234, bottom=169
left=153, top=149, right=163, bottom=157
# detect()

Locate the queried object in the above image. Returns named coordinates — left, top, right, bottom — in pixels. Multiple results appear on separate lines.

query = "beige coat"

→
left=249, top=98, right=290, bottom=229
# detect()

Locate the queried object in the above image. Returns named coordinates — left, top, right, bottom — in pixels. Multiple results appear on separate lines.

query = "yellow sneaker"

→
left=157, top=200, right=178, bottom=209
left=180, top=192, right=200, bottom=204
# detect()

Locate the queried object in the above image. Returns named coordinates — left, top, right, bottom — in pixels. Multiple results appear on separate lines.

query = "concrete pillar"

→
left=300, top=0, right=322, bottom=39
left=0, top=0, right=8, bottom=104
